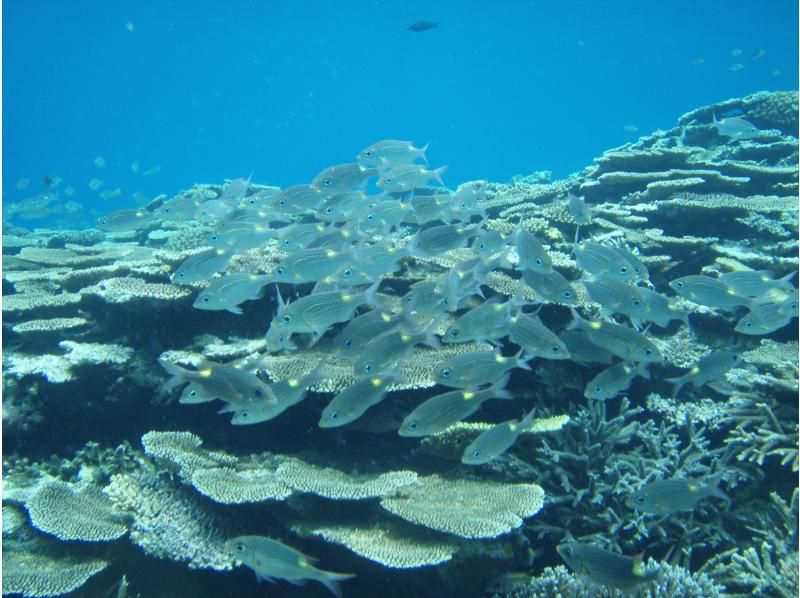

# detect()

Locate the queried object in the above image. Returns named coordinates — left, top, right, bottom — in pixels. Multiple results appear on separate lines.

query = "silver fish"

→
left=514, top=224, right=552, bottom=273
left=318, top=373, right=400, bottom=428
left=272, top=184, right=325, bottom=214
left=435, top=349, right=530, bottom=388
left=194, top=199, right=233, bottom=224
left=171, top=245, right=235, bottom=284
left=665, top=350, right=741, bottom=397
left=712, top=114, right=760, bottom=140
left=266, top=279, right=382, bottom=351
left=317, top=192, right=370, bottom=223
left=220, top=175, right=251, bottom=203
left=408, top=191, right=451, bottom=224
left=402, top=280, right=445, bottom=316
left=462, top=409, right=536, bottom=465
left=521, top=269, right=578, bottom=304
left=193, top=273, right=272, bottom=314
left=359, top=199, right=411, bottom=233
left=442, top=298, right=510, bottom=344
left=607, top=246, right=648, bottom=281
left=557, top=543, right=654, bottom=592
left=567, top=192, right=592, bottom=225
left=669, top=275, right=750, bottom=311
left=442, top=181, right=487, bottom=222
left=584, top=362, right=649, bottom=400
left=471, top=229, right=508, bottom=255
left=559, top=331, right=614, bottom=365
left=155, top=196, right=201, bottom=221
left=735, top=298, right=796, bottom=335
left=230, top=367, right=324, bottom=425
left=718, top=270, right=797, bottom=298
left=568, top=308, right=663, bottom=363
left=583, top=278, right=648, bottom=325
left=573, top=242, right=637, bottom=281
left=627, top=475, right=730, bottom=514
left=398, top=375, right=513, bottom=437
left=272, top=247, right=354, bottom=284
left=636, top=287, right=690, bottom=328
left=275, top=222, right=327, bottom=252
left=334, top=309, right=402, bottom=355
left=226, top=536, right=354, bottom=597
left=408, top=222, right=480, bottom=257
left=159, top=358, right=277, bottom=405
left=377, top=164, right=447, bottom=192
left=353, top=325, right=439, bottom=377
left=96, top=209, right=154, bottom=232
left=356, top=140, right=428, bottom=167
left=311, top=163, right=377, bottom=194
left=507, top=310, right=571, bottom=360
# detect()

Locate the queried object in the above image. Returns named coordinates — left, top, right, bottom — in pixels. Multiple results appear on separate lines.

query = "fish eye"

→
left=364, top=150, right=373, bottom=157
left=478, top=242, right=486, bottom=250
left=408, top=421, right=418, bottom=430
left=367, top=214, right=375, bottom=221
left=282, top=315, right=292, bottom=324
left=202, top=296, right=210, bottom=303
left=364, top=364, right=372, bottom=373
left=323, top=178, right=332, bottom=187
left=635, top=495, right=645, bottom=503
left=633, top=299, right=642, bottom=307
left=278, top=199, right=286, bottom=206
left=471, top=449, right=481, bottom=458
left=594, top=386, right=602, bottom=394
left=234, top=544, right=245, bottom=552
left=745, top=320, right=753, bottom=328
left=619, top=266, right=628, bottom=274
left=330, top=411, right=339, bottom=420
left=551, top=346, right=560, bottom=353
left=343, top=339, right=352, bottom=347
left=449, top=329, right=460, bottom=338
left=343, top=268, right=352, bottom=277
left=440, top=369, right=451, bottom=378
left=385, top=177, right=393, bottom=184
left=536, top=257, right=543, bottom=265
left=276, top=267, right=285, bottom=275
left=645, top=348, right=653, bottom=355
left=674, top=281, right=684, bottom=288
left=189, top=390, right=198, bottom=397
left=325, top=206, right=334, bottom=215
left=240, top=411, right=249, bottom=418
left=562, top=291, right=573, bottom=299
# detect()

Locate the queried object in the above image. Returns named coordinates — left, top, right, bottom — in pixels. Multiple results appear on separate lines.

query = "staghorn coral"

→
left=25, top=480, right=128, bottom=542
left=104, top=466, right=235, bottom=571
left=380, top=475, right=545, bottom=539
left=504, top=560, right=723, bottom=598
left=275, top=456, right=418, bottom=500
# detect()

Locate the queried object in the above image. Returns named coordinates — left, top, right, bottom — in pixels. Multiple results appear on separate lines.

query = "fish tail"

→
left=664, top=375, right=687, bottom=398
left=362, top=277, right=383, bottom=308
left=418, top=141, right=430, bottom=163
left=566, top=307, right=586, bottom=331
left=318, top=572, right=356, bottom=598
left=491, top=373, right=514, bottom=399
left=520, top=408, right=536, bottom=430
left=514, top=349, right=533, bottom=371
left=433, top=165, right=448, bottom=185
left=709, top=474, right=732, bottom=503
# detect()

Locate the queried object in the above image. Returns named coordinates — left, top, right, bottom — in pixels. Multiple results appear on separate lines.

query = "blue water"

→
left=3, top=0, right=798, bottom=224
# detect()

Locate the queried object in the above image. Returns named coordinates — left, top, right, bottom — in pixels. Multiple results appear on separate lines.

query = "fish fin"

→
left=317, top=572, right=356, bottom=598
left=226, top=307, right=244, bottom=315
left=490, top=373, right=514, bottom=399
left=513, top=349, right=533, bottom=371
left=419, top=141, right=431, bottom=163
left=664, top=375, right=687, bottom=399
left=432, top=165, right=448, bottom=185
left=709, top=474, right=732, bottom=504
left=566, top=307, right=586, bottom=331
left=519, top=408, right=536, bottom=429
left=362, top=277, right=383, bottom=308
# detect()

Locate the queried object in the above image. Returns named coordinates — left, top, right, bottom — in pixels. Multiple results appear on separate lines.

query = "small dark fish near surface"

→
left=557, top=542, right=655, bottom=592
left=408, top=20, right=439, bottom=32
